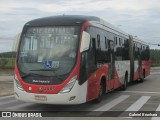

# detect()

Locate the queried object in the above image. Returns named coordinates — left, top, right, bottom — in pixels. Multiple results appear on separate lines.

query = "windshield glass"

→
left=18, top=26, right=80, bottom=77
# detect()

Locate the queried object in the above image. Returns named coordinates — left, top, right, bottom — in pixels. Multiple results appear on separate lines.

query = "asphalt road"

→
left=0, top=76, right=13, bottom=96
left=0, top=69, right=160, bottom=120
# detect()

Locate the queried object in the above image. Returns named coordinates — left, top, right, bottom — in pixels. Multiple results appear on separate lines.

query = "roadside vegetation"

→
left=0, top=52, right=16, bottom=75
left=150, top=49, right=160, bottom=67
left=0, top=52, right=16, bottom=69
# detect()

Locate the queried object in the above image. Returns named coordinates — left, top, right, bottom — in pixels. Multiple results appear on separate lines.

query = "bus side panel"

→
left=106, top=65, right=122, bottom=91
left=134, top=69, right=139, bottom=81
left=86, top=65, right=108, bottom=101
left=114, top=61, right=130, bottom=88
left=133, top=60, right=139, bottom=81
left=134, top=60, right=150, bottom=81
left=86, top=73, right=98, bottom=101
left=142, top=60, right=151, bottom=77
left=113, top=68, right=122, bottom=89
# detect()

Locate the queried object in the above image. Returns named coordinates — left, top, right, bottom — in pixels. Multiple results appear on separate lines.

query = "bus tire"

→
left=94, top=80, right=105, bottom=103
left=121, top=73, right=128, bottom=90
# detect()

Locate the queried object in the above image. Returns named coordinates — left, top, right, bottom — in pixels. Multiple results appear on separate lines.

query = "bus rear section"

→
left=132, top=39, right=150, bottom=82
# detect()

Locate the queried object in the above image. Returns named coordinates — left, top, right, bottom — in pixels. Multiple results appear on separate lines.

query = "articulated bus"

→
left=14, top=15, right=150, bottom=104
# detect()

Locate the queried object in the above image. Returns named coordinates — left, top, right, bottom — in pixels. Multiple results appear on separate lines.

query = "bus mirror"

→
left=80, top=31, right=90, bottom=53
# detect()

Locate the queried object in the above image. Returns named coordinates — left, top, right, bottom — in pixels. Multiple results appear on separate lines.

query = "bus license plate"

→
left=35, top=95, right=47, bottom=101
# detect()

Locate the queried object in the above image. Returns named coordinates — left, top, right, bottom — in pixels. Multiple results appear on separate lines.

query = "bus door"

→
left=108, top=40, right=115, bottom=90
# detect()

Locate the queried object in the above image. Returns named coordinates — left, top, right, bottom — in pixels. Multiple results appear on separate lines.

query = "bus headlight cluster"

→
left=60, top=75, right=77, bottom=93
left=14, top=75, right=24, bottom=91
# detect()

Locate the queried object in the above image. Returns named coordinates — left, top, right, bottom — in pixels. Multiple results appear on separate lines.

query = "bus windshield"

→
left=18, top=26, right=80, bottom=78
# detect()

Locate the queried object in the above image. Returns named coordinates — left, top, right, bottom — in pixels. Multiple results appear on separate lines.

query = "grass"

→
left=0, top=58, right=15, bottom=69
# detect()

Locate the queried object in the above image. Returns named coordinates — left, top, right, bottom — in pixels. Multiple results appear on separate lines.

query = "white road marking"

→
left=88, top=95, right=130, bottom=116
left=122, top=91, right=160, bottom=94
left=120, top=96, right=151, bottom=118
left=125, top=96, right=150, bottom=111
left=151, top=104, right=160, bottom=120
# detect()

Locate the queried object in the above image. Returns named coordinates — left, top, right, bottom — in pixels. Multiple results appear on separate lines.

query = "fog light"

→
left=69, top=96, right=76, bottom=101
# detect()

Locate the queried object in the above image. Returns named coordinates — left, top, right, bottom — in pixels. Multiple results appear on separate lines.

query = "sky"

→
left=0, top=0, right=160, bottom=52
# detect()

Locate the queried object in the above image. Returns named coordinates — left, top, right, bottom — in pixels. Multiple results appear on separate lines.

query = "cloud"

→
left=0, top=40, right=14, bottom=52
left=0, top=0, right=160, bottom=52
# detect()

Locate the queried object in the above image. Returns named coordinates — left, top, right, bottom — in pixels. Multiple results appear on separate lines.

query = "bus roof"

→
left=25, top=15, right=129, bottom=37
left=25, top=15, right=148, bottom=45
left=26, top=15, right=101, bottom=26
left=133, top=37, right=149, bottom=46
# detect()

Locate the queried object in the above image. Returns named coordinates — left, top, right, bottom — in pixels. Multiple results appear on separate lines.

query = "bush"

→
left=0, top=58, right=8, bottom=68
left=0, top=58, right=15, bottom=69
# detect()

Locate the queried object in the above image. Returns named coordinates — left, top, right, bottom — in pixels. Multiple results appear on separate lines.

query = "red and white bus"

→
left=14, top=15, right=150, bottom=104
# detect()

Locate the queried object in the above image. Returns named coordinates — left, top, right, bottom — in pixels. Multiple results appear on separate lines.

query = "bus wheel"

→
left=121, top=74, right=128, bottom=90
left=94, top=82, right=103, bottom=103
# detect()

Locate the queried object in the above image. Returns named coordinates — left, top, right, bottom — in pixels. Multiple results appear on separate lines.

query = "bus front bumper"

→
left=14, top=81, right=87, bottom=105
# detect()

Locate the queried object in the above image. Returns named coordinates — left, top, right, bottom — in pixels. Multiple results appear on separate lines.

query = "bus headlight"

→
left=60, top=75, right=77, bottom=93
left=14, top=75, right=24, bottom=91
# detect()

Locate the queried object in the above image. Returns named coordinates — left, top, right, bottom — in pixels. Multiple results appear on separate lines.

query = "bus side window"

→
left=92, top=38, right=96, bottom=64
left=97, top=34, right=100, bottom=49
left=122, top=39, right=129, bottom=60
left=105, top=37, right=107, bottom=49
left=108, top=40, right=115, bottom=79
left=108, top=40, right=112, bottom=62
